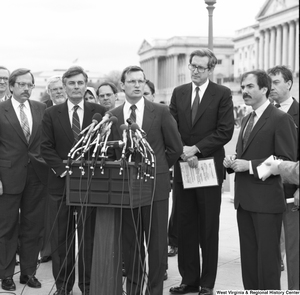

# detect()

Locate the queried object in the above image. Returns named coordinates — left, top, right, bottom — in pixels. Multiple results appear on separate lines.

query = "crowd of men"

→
left=0, top=47, right=298, bottom=295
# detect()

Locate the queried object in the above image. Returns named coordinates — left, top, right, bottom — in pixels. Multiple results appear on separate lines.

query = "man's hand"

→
left=183, top=145, right=199, bottom=159
left=187, top=156, right=199, bottom=168
left=223, top=154, right=236, bottom=168
left=231, top=159, right=249, bottom=172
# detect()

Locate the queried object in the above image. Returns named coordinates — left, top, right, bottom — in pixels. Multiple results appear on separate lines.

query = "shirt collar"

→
left=11, top=97, right=30, bottom=109
left=124, top=97, right=145, bottom=113
left=253, top=99, right=270, bottom=118
left=192, top=79, right=209, bottom=94
left=279, top=96, right=293, bottom=107
left=67, top=99, right=84, bottom=112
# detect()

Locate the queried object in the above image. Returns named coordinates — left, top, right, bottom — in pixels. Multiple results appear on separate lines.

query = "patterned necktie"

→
left=130, top=104, right=137, bottom=123
left=242, top=111, right=256, bottom=150
left=275, top=103, right=281, bottom=108
left=20, top=104, right=30, bottom=143
left=191, top=87, right=200, bottom=123
left=72, top=105, right=81, bottom=142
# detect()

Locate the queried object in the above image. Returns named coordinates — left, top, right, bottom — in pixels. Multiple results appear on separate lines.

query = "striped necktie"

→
left=20, top=103, right=30, bottom=143
left=191, top=87, right=200, bottom=123
left=72, top=105, right=81, bottom=142
left=275, top=103, right=281, bottom=108
left=130, top=105, right=137, bottom=123
left=242, top=111, right=256, bottom=150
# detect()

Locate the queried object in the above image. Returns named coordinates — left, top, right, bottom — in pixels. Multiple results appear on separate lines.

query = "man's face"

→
left=120, top=71, right=145, bottom=103
left=143, top=84, right=154, bottom=102
left=63, top=74, right=86, bottom=104
left=49, top=80, right=66, bottom=105
left=190, top=55, right=212, bottom=86
left=0, top=69, right=9, bottom=95
left=98, top=85, right=116, bottom=110
left=241, top=74, right=267, bottom=110
left=10, top=73, right=34, bottom=103
left=269, top=73, right=291, bottom=103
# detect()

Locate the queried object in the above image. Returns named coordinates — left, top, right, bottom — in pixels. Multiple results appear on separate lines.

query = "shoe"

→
left=53, top=288, right=71, bottom=295
left=199, top=287, right=213, bottom=295
left=20, top=274, right=41, bottom=288
left=168, top=246, right=178, bottom=257
left=39, top=255, right=52, bottom=263
left=164, top=271, right=168, bottom=281
left=1, top=277, right=16, bottom=291
left=170, top=284, right=199, bottom=294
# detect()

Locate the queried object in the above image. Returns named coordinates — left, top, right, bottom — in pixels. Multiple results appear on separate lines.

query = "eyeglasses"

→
left=50, top=87, right=64, bottom=92
left=15, top=82, right=35, bottom=90
left=125, top=80, right=146, bottom=86
left=0, top=77, right=9, bottom=81
left=188, top=64, right=209, bottom=73
left=99, top=93, right=114, bottom=99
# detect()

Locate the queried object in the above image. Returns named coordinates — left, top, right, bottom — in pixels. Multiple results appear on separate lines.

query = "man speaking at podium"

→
left=41, top=66, right=106, bottom=295
left=109, top=65, right=182, bottom=295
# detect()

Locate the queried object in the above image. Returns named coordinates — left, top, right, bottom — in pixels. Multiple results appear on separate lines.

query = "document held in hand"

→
left=179, top=157, right=219, bottom=189
left=257, top=155, right=276, bottom=180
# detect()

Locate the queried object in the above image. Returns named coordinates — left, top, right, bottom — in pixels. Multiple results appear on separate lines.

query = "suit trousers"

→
left=283, top=203, right=299, bottom=289
left=0, top=163, right=46, bottom=279
left=122, top=199, right=168, bottom=295
left=176, top=183, right=222, bottom=289
left=237, top=206, right=282, bottom=290
left=48, top=193, right=96, bottom=293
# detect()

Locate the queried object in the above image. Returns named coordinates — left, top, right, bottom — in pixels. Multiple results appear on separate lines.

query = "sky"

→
left=1, top=0, right=266, bottom=75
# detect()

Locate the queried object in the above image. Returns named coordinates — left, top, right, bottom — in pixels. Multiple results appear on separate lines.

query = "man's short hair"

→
left=267, top=65, right=293, bottom=90
left=62, top=66, right=88, bottom=84
left=120, top=66, right=146, bottom=83
left=96, top=81, right=118, bottom=96
left=46, top=75, right=62, bottom=93
left=8, top=68, right=34, bottom=90
left=0, top=66, right=10, bottom=75
left=189, top=49, right=218, bottom=70
left=241, top=70, right=272, bottom=98
left=145, top=80, right=155, bottom=95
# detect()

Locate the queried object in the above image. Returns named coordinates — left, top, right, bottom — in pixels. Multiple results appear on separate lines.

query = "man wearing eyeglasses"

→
left=41, top=66, right=106, bottom=295
left=169, top=49, right=234, bottom=295
left=96, top=81, right=118, bottom=111
left=0, top=66, right=10, bottom=102
left=0, top=68, right=48, bottom=291
left=108, top=66, right=182, bottom=295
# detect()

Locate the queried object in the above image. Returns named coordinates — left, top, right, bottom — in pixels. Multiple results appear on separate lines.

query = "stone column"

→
left=295, top=19, right=299, bottom=74
left=255, top=37, right=259, bottom=69
left=269, top=27, right=276, bottom=68
left=282, top=22, right=289, bottom=65
left=173, top=54, right=178, bottom=87
left=259, top=30, right=264, bottom=69
left=264, top=29, right=270, bottom=70
left=288, top=20, right=295, bottom=71
left=153, top=57, right=158, bottom=91
left=275, top=24, right=282, bottom=65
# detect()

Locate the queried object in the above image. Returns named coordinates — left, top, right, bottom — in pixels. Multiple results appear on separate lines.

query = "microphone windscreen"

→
left=109, top=116, right=118, bottom=124
left=126, top=118, right=133, bottom=125
left=130, top=123, right=139, bottom=131
left=120, top=124, right=128, bottom=131
left=105, top=111, right=113, bottom=118
left=92, top=113, right=102, bottom=122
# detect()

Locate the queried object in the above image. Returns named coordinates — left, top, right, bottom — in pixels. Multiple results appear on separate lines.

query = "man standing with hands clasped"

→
left=223, top=70, right=297, bottom=290
left=169, top=49, right=234, bottom=295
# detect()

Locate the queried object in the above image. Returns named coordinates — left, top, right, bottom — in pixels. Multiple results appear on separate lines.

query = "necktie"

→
left=20, top=104, right=30, bottom=143
left=72, top=105, right=81, bottom=142
left=191, top=87, right=200, bottom=123
left=130, top=105, right=137, bottom=123
left=275, top=103, right=281, bottom=108
left=242, top=111, right=256, bottom=150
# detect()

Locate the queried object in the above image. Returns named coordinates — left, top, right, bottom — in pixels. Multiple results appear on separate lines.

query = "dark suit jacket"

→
left=233, top=104, right=297, bottom=213
left=109, top=99, right=183, bottom=201
left=44, top=99, right=53, bottom=108
left=41, top=100, right=106, bottom=194
left=0, top=98, right=48, bottom=194
left=170, top=81, right=234, bottom=184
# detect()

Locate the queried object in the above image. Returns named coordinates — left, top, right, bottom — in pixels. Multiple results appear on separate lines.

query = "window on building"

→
left=232, top=60, right=234, bottom=65
left=217, top=60, right=222, bottom=65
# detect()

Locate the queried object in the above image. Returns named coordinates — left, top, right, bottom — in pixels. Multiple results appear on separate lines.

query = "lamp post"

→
left=204, top=0, right=216, bottom=50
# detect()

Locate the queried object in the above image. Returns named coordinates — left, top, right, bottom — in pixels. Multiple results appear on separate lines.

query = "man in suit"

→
left=0, top=68, right=48, bottom=291
left=223, top=70, right=297, bottom=289
left=96, top=81, right=118, bottom=110
left=41, top=66, right=106, bottom=295
left=169, top=49, right=234, bottom=295
left=109, top=65, right=182, bottom=295
left=267, top=65, right=299, bottom=290
left=0, top=66, right=10, bottom=102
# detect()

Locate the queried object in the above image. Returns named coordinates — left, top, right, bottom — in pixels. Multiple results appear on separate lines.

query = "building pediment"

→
left=256, top=0, right=298, bottom=19
left=138, top=39, right=153, bottom=54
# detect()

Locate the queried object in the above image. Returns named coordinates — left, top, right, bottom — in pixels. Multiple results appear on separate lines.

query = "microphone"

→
left=100, top=116, right=118, bottom=157
left=126, top=119, right=134, bottom=162
left=131, top=123, right=154, bottom=154
left=82, top=113, right=103, bottom=144
left=103, top=140, right=125, bottom=148
left=120, top=124, right=128, bottom=159
left=126, top=118, right=133, bottom=126
left=92, top=111, right=113, bottom=132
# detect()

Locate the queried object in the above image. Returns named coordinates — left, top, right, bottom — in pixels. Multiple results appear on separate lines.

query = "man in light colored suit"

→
left=224, top=70, right=297, bottom=290
left=0, top=68, right=48, bottom=291
left=109, top=65, right=182, bottom=295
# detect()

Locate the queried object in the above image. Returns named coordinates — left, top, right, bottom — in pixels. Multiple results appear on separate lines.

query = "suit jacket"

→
left=109, top=99, right=183, bottom=201
left=170, top=81, right=234, bottom=184
left=41, top=100, right=106, bottom=194
left=233, top=104, right=297, bottom=213
left=0, top=98, right=48, bottom=194
left=44, top=99, right=54, bottom=108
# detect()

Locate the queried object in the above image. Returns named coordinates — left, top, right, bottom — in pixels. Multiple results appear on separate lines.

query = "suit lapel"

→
left=288, top=99, right=299, bottom=127
left=181, top=83, right=193, bottom=128
left=28, top=101, right=40, bottom=146
left=113, top=104, right=125, bottom=139
left=142, top=99, right=155, bottom=135
left=58, top=101, right=74, bottom=144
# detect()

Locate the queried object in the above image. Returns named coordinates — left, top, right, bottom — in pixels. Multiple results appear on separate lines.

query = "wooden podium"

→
left=66, top=160, right=154, bottom=295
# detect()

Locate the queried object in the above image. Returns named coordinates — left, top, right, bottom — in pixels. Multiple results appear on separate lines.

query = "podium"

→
left=66, top=160, right=154, bottom=295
